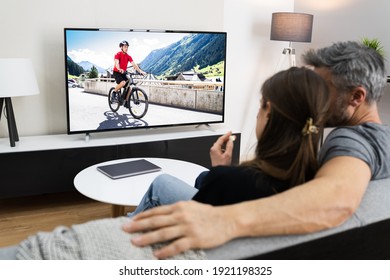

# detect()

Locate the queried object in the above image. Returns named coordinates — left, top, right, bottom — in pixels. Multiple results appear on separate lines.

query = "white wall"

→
left=294, top=0, right=390, bottom=125
left=223, top=0, right=293, bottom=160
left=295, top=0, right=390, bottom=71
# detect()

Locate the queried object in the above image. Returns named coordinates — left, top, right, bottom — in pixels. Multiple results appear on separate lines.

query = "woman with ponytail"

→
left=192, top=66, right=330, bottom=205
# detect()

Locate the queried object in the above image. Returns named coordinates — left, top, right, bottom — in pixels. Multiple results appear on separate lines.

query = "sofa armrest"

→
left=246, top=218, right=390, bottom=259
left=205, top=178, right=390, bottom=260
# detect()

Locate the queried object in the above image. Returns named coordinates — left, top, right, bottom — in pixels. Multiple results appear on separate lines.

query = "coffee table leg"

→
left=111, top=205, right=125, bottom=217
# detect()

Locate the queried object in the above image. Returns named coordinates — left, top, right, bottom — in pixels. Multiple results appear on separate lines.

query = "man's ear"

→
left=349, top=86, right=367, bottom=107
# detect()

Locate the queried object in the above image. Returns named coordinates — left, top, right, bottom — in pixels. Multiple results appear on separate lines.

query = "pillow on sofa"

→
left=205, top=177, right=390, bottom=260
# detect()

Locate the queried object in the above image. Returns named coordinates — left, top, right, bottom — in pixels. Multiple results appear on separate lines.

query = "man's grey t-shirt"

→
left=319, top=123, right=390, bottom=180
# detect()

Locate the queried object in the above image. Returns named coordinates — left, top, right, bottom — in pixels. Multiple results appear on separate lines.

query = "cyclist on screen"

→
left=112, top=40, right=146, bottom=105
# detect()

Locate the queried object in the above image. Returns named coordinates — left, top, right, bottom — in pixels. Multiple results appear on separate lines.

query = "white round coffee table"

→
left=74, top=157, right=208, bottom=216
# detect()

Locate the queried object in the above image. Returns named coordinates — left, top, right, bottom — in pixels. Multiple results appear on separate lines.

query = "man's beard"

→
left=327, top=95, right=350, bottom=127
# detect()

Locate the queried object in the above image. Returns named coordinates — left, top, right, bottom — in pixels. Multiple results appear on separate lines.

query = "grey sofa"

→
left=205, top=177, right=390, bottom=259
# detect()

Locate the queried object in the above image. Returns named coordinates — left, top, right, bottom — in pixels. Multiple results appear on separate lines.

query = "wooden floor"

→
left=0, top=191, right=135, bottom=247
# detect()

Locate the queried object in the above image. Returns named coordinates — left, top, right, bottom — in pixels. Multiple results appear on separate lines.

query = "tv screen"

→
left=64, top=28, right=227, bottom=135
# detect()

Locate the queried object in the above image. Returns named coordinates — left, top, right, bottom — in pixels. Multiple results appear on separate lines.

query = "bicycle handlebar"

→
left=125, top=70, right=146, bottom=76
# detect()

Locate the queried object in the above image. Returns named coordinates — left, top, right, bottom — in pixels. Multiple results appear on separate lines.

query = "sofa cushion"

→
left=205, top=177, right=390, bottom=259
left=249, top=217, right=390, bottom=259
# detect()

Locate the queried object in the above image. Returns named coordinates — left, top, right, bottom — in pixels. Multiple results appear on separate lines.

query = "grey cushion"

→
left=205, top=178, right=390, bottom=259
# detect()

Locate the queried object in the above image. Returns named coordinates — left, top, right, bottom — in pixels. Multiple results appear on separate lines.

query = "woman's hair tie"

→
left=302, top=117, right=319, bottom=136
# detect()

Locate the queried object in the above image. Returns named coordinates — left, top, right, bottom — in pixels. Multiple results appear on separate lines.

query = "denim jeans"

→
left=128, top=173, right=201, bottom=217
left=0, top=245, right=18, bottom=260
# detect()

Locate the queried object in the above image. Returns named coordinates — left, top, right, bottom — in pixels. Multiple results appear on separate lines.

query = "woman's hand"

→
left=209, top=131, right=235, bottom=167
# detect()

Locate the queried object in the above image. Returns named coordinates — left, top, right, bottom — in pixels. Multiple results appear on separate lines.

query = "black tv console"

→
left=0, top=128, right=240, bottom=199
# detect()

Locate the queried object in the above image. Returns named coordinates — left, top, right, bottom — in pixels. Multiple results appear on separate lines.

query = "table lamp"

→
left=270, top=12, right=313, bottom=70
left=0, top=58, right=40, bottom=147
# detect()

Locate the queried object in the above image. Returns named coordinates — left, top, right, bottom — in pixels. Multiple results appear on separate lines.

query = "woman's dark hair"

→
left=243, top=67, right=330, bottom=188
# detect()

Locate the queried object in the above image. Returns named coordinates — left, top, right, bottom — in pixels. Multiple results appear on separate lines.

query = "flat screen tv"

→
left=64, top=28, right=227, bottom=135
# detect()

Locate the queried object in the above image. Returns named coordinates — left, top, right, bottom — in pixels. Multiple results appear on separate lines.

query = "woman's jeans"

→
left=128, top=172, right=208, bottom=217
left=0, top=245, right=18, bottom=260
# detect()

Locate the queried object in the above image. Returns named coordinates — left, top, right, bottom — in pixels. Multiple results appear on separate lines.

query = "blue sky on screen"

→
left=66, top=29, right=188, bottom=70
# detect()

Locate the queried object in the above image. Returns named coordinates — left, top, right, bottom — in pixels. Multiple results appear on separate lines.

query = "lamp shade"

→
left=0, top=58, right=40, bottom=97
left=270, top=12, right=313, bottom=43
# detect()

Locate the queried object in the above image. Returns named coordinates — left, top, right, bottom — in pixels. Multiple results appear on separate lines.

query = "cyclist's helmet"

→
left=119, top=40, right=129, bottom=48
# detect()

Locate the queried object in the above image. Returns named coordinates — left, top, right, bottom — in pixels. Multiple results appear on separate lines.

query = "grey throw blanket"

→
left=16, top=217, right=206, bottom=260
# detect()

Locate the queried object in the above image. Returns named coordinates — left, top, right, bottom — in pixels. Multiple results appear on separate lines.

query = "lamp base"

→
left=275, top=47, right=296, bottom=72
left=283, top=47, right=296, bottom=67
left=0, top=97, right=19, bottom=147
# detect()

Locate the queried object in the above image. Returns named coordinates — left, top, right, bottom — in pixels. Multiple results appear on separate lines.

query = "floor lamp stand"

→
left=275, top=42, right=296, bottom=72
left=0, top=97, right=19, bottom=147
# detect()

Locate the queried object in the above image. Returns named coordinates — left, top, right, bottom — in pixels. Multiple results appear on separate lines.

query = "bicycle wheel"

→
left=108, top=87, right=120, bottom=112
left=128, top=87, right=149, bottom=119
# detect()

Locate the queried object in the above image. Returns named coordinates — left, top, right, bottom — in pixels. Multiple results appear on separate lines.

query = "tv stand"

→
left=195, top=123, right=215, bottom=132
left=0, top=127, right=240, bottom=199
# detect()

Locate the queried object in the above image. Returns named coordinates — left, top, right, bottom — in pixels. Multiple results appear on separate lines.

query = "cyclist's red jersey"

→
left=113, top=51, right=133, bottom=72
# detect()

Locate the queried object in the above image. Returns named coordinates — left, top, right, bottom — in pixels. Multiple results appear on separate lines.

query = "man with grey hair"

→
left=124, top=41, right=390, bottom=259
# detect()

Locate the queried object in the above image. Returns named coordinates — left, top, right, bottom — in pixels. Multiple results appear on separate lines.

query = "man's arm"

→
left=233, top=156, right=371, bottom=236
left=114, top=59, right=124, bottom=73
left=131, top=61, right=146, bottom=75
left=123, top=156, right=371, bottom=258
